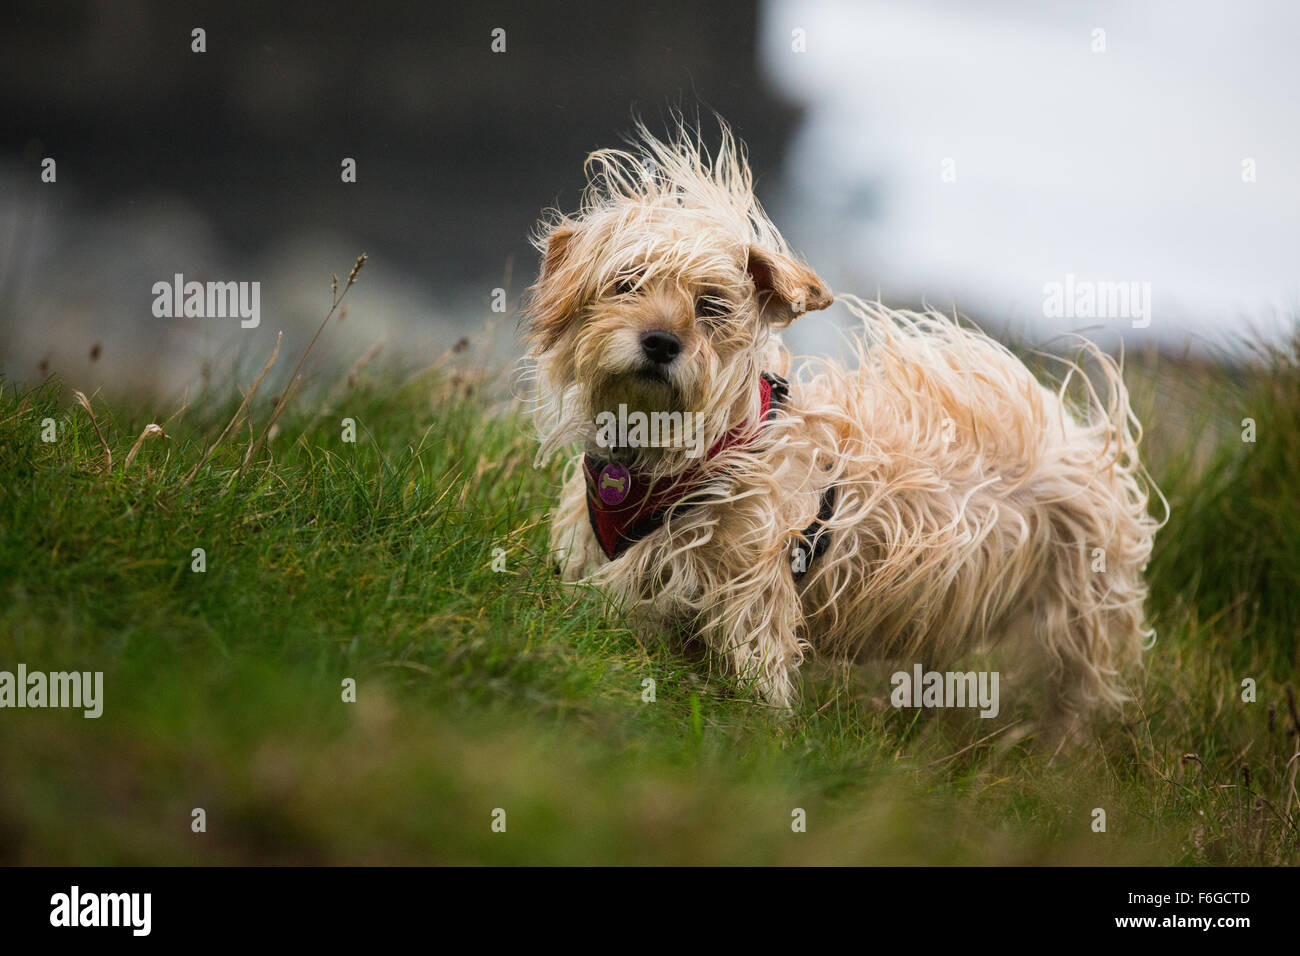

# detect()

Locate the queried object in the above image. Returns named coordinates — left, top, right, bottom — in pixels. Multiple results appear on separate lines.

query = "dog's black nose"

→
left=640, top=330, right=681, bottom=365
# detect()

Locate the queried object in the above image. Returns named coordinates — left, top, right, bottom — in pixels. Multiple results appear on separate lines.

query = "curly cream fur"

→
left=524, top=120, right=1161, bottom=736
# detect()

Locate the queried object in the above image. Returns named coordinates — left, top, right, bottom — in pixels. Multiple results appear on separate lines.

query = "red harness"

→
left=583, top=375, right=774, bottom=560
left=582, top=372, right=835, bottom=577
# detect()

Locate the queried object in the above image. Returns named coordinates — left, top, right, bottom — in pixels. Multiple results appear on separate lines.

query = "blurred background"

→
left=3, top=0, right=1298, bottom=396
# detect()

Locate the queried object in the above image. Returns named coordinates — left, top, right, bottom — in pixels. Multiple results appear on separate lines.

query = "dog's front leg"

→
left=551, top=459, right=603, bottom=581
left=699, top=547, right=806, bottom=710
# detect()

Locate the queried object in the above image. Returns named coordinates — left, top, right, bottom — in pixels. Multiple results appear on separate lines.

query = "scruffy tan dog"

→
left=525, top=121, right=1160, bottom=734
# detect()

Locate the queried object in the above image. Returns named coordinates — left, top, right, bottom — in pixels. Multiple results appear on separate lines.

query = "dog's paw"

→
left=555, top=536, right=602, bottom=582
left=750, top=665, right=798, bottom=713
left=559, top=556, right=587, bottom=582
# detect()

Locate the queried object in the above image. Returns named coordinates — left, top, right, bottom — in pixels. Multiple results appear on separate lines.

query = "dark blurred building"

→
left=2, top=1, right=800, bottom=293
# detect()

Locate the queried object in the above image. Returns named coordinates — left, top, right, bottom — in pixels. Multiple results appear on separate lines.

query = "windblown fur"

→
left=524, top=120, right=1161, bottom=735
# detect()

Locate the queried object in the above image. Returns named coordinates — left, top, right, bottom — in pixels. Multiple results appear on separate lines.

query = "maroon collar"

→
left=583, top=374, right=776, bottom=559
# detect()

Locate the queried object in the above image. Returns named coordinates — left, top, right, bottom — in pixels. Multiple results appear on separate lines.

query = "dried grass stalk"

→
left=71, top=390, right=111, bottom=475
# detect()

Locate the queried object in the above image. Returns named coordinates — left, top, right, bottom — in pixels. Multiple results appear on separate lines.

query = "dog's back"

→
left=784, top=298, right=1159, bottom=730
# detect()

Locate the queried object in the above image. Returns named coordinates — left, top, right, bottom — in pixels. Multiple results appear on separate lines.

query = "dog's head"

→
left=524, top=121, right=831, bottom=463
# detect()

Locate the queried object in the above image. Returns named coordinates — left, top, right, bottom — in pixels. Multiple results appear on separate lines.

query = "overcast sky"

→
left=763, top=0, right=1300, bottom=353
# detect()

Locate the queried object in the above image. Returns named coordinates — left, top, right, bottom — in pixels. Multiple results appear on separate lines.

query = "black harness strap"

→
left=762, top=372, right=836, bottom=583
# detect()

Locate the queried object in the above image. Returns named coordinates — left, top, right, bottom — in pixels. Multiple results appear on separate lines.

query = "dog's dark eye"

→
left=695, top=291, right=729, bottom=321
left=614, top=274, right=642, bottom=296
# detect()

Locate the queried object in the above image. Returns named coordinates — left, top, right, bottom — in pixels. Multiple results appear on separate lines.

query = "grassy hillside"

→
left=0, top=321, right=1297, bottom=865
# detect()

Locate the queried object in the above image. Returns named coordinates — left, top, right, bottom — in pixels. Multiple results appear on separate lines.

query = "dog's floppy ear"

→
left=541, top=222, right=577, bottom=282
left=526, top=221, right=583, bottom=352
left=746, top=246, right=832, bottom=327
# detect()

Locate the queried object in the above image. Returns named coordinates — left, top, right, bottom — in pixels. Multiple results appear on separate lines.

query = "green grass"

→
left=1, top=333, right=1297, bottom=865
